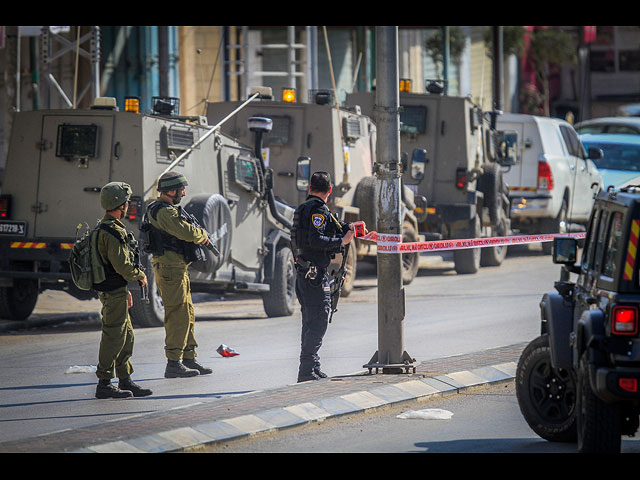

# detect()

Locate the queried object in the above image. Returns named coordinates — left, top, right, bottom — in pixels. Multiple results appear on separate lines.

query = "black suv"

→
left=516, top=187, right=640, bottom=453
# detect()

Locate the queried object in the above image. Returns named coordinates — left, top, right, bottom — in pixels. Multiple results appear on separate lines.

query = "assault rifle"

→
left=179, top=207, right=221, bottom=257
left=328, top=242, right=349, bottom=324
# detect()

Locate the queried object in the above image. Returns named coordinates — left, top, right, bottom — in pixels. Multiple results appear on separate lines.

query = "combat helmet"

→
left=157, top=171, right=189, bottom=192
left=100, top=182, right=132, bottom=210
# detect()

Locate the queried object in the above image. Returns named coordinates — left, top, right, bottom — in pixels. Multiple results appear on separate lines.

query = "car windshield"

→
left=583, top=141, right=640, bottom=171
left=577, top=124, right=640, bottom=135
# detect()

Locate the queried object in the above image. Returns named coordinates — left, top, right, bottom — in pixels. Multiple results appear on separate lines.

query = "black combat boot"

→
left=164, top=360, right=200, bottom=378
left=313, top=367, right=328, bottom=379
left=182, top=358, right=212, bottom=375
left=95, top=379, right=133, bottom=399
left=119, top=377, right=153, bottom=397
left=297, top=371, right=320, bottom=383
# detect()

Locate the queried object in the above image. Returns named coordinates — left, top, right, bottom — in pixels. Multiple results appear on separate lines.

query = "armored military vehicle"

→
left=207, top=88, right=426, bottom=291
left=0, top=95, right=296, bottom=327
left=516, top=187, right=640, bottom=453
left=348, top=86, right=517, bottom=274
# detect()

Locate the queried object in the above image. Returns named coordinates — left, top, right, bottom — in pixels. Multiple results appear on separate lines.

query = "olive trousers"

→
left=154, top=263, right=199, bottom=361
left=96, top=286, right=134, bottom=380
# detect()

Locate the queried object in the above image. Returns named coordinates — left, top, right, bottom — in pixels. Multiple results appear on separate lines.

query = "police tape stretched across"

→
left=360, top=231, right=586, bottom=254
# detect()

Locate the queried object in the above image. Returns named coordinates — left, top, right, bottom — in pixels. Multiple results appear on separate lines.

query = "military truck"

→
left=0, top=95, right=296, bottom=327
left=516, top=187, right=640, bottom=452
left=347, top=86, right=517, bottom=274
left=207, top=88, right=426, bottom=290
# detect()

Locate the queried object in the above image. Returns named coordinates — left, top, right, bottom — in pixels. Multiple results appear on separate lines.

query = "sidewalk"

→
left=0, top=342, right=525, bottom=453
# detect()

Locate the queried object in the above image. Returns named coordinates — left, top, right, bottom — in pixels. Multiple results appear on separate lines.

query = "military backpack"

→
left=69, top=223, right=126, bottom=291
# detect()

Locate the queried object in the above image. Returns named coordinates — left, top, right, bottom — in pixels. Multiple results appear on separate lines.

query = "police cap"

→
left=100, top=182, right=132, bottom=210
left=158, top=171, right=189, bottom=192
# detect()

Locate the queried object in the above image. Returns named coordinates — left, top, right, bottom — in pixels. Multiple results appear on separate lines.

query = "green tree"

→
left=425, top=27, right=466, bottom=79
left=484, top=26, right=526, bottom=58
left=529, top=29, right=576, bottom=116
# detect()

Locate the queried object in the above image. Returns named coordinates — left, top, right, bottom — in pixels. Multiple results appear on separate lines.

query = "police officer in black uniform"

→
left=291, top=171, right=358, bottom=382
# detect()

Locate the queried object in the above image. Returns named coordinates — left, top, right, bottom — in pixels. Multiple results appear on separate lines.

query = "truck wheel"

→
left=402, top=221, right=420, bottom=284
left=542, top=199, right=568, bottom=255
left=479, top=162, right=503, bottom=225
left=262, top=245, right=296, bottom=317
left=338, top=242, right=357, bottom=298
left=515, top=335, right=577, bottom=442
left=184, top=194, right=232, bottom=273
left=353, top=176, right=377, bottom=231
left=576, top=355, right=622, bottom=453
left=129, top=254, right=165, bottom=328
left=0, top=279, right=39, bottom=320
left=480, top=211, right=509, bottom=267
left=453, top=214, right=481, bottom=274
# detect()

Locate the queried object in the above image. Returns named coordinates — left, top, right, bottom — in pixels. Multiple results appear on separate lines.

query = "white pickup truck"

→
left=496, top=113, right=603, bottom=253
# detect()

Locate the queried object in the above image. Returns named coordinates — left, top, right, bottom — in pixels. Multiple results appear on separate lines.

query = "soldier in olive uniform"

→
left=147, top=172, right=214, bottom=378
left=95, top=182, right=151, bottom=399
left=291, top=171, right=357, bottom=382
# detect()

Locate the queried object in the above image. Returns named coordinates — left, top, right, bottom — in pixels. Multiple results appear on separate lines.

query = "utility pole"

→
left=364, top=26, right=415, bottom=375
left=492, top=26, right=504, bottom=112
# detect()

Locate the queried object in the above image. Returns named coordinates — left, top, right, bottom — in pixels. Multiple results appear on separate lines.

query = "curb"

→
left=70, top=361, right=517, bottom=453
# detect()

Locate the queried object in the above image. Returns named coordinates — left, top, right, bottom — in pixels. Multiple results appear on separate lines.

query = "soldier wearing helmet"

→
left=146, top=171, right=213, bottom=378
left=94, top=182, right=150, bottom=399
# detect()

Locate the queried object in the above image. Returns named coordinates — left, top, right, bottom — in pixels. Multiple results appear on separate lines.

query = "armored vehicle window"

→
left=343, top=117, right=362, bottom=141
left=164, top=125, right=195, bottom=151
left=56, top=124, right=98, bottom=158
left=593, top=210, right=610, bottom=273
left=234, top=155, right=261, bottom=193
left=263, top=116, right=290, bottom=146
left=581, top=209, right=600, bottom=272
left=400, top=105, right=427, bottom=134
left=602, top=212, right=624, bottom=278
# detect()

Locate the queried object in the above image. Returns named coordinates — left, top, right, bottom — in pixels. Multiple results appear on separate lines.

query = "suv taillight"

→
left=619, top=378, right=638, bottom=393
left=0, top=195, right=11, bottom=219
left=537, top=161, right=554, bottom=191
left=612, top=305, right=638, bottom=335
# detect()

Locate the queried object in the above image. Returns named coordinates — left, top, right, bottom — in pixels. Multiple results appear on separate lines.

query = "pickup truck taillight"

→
left=537, top=161, right=554, bottom=191
left=0, top=195, right=11, bottom=218
left=612, top=305, right=638, bottom=335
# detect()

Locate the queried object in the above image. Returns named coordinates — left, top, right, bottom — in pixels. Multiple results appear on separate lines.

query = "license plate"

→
left=0, top=220, right=27, bottom=236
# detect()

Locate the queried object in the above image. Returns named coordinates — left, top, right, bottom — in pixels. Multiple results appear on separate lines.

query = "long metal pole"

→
left=364, top=26, right=414, bottom=375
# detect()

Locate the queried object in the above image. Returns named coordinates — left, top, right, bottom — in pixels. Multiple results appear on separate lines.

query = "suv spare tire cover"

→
left=184, top=194, right=232, bottom=273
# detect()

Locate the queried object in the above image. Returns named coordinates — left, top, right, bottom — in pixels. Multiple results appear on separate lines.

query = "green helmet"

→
left=157, top=171, right=189, bottom=192
left=100, top=182, right=132, bottom=210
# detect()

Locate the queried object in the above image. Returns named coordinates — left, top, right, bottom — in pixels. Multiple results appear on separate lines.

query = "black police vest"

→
left=291, top=196, right=343, bottom=268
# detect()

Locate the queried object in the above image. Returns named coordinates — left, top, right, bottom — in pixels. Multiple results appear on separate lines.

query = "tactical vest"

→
left=291, top=196, right=343, bottom=264
left=93, top=221, right=140, bottom=292
left=140, top=201, right=205, bottom=263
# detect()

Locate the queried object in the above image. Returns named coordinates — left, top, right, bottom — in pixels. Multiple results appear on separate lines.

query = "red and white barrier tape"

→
left=359, top=231, right=586, bottom=254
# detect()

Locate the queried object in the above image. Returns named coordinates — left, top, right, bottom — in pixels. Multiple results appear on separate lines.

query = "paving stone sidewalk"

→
left=0, top=342, right=526, bottom=453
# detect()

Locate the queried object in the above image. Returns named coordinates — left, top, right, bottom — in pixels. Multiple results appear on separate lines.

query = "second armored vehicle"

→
left=348, top=87, right=516, bottom=274
left=207, top=88, right=426, bottom=290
